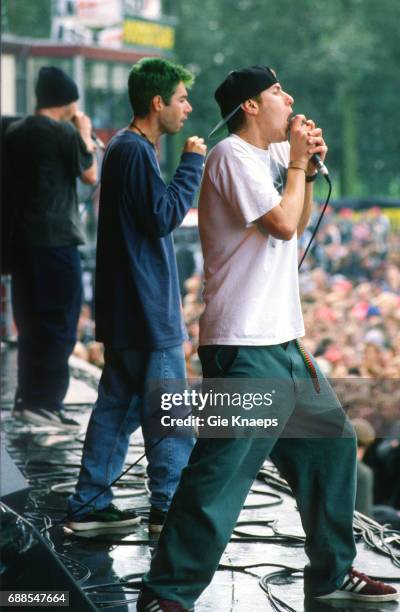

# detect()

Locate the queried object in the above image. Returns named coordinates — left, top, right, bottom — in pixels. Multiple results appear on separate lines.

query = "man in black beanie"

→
left=5, top=66, right=97, bottom=429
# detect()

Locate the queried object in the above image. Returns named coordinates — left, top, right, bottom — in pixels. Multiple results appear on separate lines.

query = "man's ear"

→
left=151, top=94, right=164, bottom=112
left=241, top=98, right=258, bottom=116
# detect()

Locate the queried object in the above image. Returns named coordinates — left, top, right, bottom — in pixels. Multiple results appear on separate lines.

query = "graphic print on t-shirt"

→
left=270, top=158, right=287, bottom=196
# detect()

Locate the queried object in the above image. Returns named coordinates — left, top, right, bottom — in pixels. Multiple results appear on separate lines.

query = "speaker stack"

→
left=0, top=444, right=97, bottom=611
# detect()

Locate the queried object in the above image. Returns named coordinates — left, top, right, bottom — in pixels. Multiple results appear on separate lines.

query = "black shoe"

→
left=136, top=589, right=193, bottom=611
left=21, top=408, right=80, bottom=431
left=149, top=506, right=167, bottom=534
left=66, top=503, right=141, bottom=532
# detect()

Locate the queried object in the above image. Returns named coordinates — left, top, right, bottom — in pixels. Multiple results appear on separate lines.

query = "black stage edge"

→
left=1, top=504, right=97, bottom=611
left=0, top=443, right=31, bottom=514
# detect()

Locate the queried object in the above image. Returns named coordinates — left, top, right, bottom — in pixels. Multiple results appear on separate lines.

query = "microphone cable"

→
left=41, top=407, right=196, bottom=533
left=298, top=173, right=332, bottom=271
left=286, top=115, right=333, bottom=271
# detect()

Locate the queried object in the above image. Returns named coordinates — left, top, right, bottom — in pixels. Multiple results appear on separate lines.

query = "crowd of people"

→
left=180, top=207, right=400, bottom=380
left=74, top=206, right=400, bottom=388
left=73, top=303, right=104, bottom=368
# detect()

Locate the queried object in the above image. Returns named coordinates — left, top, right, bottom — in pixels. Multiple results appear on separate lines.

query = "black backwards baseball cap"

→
left=36, top=66, right=79, bottom=108
left=209, top=65, right=278, bottom=139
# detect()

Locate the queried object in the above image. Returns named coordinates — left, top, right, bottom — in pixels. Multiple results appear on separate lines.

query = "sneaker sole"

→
left=66, top=516, right=141, bottom=531
left=138, top=598, right=194, bottom=612
left=316, top=592, right=399, bottom=603
left=21, top=410, right=80, bottom=431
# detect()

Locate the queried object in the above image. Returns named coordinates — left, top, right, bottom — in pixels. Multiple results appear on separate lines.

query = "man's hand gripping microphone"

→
left=288, top=116, right=329, bottom=179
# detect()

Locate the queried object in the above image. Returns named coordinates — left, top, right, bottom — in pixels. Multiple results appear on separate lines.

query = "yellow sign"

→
left=123, top=18, right=174, bottom=50
left=378, top=208, right=400, bottom=228
left=344, top=208, right=400, bottom=228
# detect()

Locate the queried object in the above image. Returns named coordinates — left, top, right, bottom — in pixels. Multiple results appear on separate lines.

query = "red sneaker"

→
left=315, top=567, right=398, bottom=603
left=136, top=590, right=194, bottom=612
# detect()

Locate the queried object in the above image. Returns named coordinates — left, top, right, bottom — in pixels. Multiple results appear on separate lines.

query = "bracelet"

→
left=288, top=159, right=308, bottom=172
left=306, top=171, right=318, bottom=183
left=288, top=165, right=306, bottom=174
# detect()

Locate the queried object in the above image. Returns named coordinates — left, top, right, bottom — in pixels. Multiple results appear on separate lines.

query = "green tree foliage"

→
left=3, top=0, right=52, bottom=38
left=164, top=0, right=399, bottom=197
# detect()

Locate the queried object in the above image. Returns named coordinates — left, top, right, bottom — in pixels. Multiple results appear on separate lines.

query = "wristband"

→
left=306, top=171, right=318, bottom=183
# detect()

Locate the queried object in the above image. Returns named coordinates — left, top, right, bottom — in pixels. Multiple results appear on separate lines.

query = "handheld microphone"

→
left=92, top=132, right=105, bottom=151
left=311, top=153, right=329, bottom=177
left=288, top=117, right=329, bottom=177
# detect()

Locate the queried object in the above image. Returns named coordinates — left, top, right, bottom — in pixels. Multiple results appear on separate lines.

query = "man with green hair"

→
left=67, top=57, right=206, bottom=534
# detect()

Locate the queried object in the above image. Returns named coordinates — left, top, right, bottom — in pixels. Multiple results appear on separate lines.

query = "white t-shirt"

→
left=198, top=133, right=305, bottom=346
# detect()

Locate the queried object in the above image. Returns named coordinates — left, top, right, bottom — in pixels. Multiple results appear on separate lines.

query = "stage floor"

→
left=1, top=345, right=399, bottom=611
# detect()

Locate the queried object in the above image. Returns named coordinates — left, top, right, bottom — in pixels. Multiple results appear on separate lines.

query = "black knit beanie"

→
left=35, top=66, right=79, bottom=108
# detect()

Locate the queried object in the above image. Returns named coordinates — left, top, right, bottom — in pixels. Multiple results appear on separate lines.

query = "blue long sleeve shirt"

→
left=95, top=129, right=204, bottom=350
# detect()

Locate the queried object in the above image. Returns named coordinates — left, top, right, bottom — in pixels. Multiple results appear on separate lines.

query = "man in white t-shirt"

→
left=199, top=134, right=303, bottom=345
left=138, top=66, right=398, bottom=611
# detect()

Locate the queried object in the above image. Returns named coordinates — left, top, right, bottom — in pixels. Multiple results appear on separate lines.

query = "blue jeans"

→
left=68, top=344, right=195, bottom=517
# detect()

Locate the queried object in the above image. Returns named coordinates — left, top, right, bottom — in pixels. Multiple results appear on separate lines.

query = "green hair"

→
left=128, top=57, right=194, bottom=118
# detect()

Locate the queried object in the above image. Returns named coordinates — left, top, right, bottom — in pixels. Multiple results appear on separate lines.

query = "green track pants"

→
left=143, top=341, right=357, bottom=607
